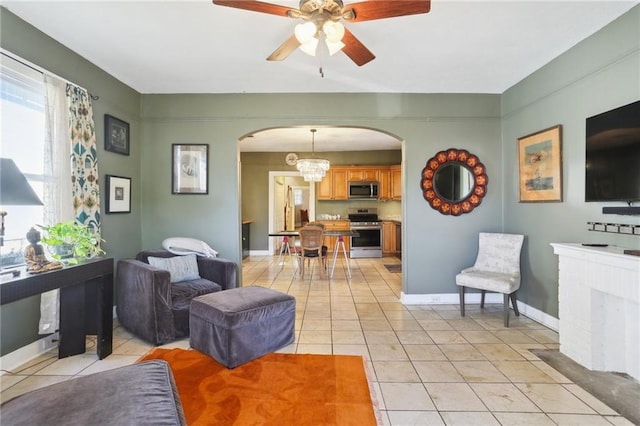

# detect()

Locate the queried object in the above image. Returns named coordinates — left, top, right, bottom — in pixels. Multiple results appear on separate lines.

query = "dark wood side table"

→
left=0, top=257, right=114, bottom=359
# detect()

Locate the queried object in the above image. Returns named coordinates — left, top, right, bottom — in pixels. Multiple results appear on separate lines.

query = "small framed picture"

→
left=104, top=114, right=130, bottom=155
left=172, top=144, right=209, bottom=194
left=106, top=175, right=131, bottom=213
left=518, top=125, right=563, bottom=202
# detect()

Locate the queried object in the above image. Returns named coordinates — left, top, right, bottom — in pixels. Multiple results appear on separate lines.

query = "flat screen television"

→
left=585, top=100, right=640, bottom=202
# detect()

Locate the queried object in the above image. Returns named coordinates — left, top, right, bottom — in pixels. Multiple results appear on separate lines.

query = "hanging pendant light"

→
left=296, top=128, right=330, bottom=182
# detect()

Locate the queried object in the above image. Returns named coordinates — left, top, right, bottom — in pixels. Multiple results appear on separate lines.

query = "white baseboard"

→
left=400, top=292, right=558, bottom=332
left=249, top=250, right=270, bottom=256
left=0, top=332, right=59, bottom=373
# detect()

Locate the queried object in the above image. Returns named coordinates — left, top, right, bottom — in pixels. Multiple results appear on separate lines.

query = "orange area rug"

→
left=138, top=348, right=378, bottom=425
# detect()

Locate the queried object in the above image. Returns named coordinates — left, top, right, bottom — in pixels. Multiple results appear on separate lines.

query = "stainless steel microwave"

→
left=348, top=182, right=379, bottom=199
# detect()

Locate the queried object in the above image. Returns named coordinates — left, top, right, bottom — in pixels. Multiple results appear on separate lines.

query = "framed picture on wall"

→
left=518, top=125, right=563, bottom=202
left=172, top=144, right=209, bottom=194
left=104, top=114, right=130, bottom=155
left=105, top=175, right=131, bottom=213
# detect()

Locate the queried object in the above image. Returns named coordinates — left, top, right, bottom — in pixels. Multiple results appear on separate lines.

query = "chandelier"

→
left=296, top=128, right=330, bottom=182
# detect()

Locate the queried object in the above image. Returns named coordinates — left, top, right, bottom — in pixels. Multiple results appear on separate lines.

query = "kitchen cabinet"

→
left=382, top=221, right=397, bottom=256
left=317, top=168, right=348, bottom=200
left=319, top=220, right=350, bottom=256
left=390, top=165, right=402, bottom=200
left=348, top=167, right=379, bottom=182
left=378, top=166, right=391, bottom=200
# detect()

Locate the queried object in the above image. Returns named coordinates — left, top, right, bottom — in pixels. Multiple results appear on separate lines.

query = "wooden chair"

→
left=297, top=225, right=326, bottom=279
left=455, top=232, right=525, bottom=327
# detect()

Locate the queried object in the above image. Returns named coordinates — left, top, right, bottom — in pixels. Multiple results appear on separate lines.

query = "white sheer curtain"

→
left=38, top=74, right=73, bottom=334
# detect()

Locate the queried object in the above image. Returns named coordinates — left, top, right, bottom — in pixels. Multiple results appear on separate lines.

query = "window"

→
left=1, top=55, right=46, bottom=267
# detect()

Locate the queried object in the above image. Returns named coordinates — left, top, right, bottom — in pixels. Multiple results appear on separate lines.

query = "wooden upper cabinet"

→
left=378, top=166, right=391, bottom=200
left=390, top=165, right=402, bottom=200
left=348, top=167, right=379, bottom=182
left=317, top=167, right=348, bottom=200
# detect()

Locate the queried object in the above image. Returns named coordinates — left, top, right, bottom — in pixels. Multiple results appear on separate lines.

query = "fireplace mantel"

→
left=551, top=243, right=639, bottom=381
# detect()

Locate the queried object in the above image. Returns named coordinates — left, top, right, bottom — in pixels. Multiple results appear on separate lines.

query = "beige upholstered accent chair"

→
left=456, top=232, right=525, bottom=327
left=297, top=225, right=326, bottom=279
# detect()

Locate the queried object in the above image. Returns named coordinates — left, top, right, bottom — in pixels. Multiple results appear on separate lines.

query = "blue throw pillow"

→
left=147, top=254, right=200, bottom=283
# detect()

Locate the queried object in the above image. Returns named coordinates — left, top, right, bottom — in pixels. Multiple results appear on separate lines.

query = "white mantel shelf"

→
left=551, top=243, right=640, bottom=381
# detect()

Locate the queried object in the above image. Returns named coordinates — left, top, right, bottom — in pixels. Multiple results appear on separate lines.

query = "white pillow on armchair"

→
left=162, top=237, right=218, bottom=258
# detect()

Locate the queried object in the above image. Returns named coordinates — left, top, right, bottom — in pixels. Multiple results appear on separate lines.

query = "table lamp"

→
left=1, top=158, right=44, bottom=276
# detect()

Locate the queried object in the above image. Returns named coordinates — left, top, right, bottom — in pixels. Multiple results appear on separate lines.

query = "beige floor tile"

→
left=604, top=416, right=636, bottom=425
left=360, top=319, right=394, bottom=331
left=412, top=311, right=447, bottom=321
left=446, top=319, right=485, bottom=331
left=492, top=360, right=556, bottom=383
left=452, top=361, right=509, bottom=383
left=298, top=330, right=332, bottom=344
left=34, top=354, right=97, bottom=376
left=301, top=319, right=332, bottom=330
left=515, top=383, right=596, bottom=414
left=529, top=360, right=573, bottom=383
left=413, top=361, right=465, bottom=383
left=547, top=413, right=614, bottom=425
left=331, top=319, right=362, bottom=330
left=396, top=330, right=435, bottom=345
left=458, top=330, right=502, bottom=344
left=112, top=338, right=154, bottom=356
left=440, top=411, right=500, bottom=425
left=364, top=330, right=400, bottom=344
left=331, top=344, right=369, bottom=358
left=418, top=320, right=455, bottom=331
left=373, top=361, right=421, bottom=383
left=379, top=382, right=436, bottom=410
left=0, top=375, right=69, bottom=403
left=508, top=343, right=548, bottom=361
left=404, top=345, right=448, bottom=361
left=368, top=344, right=409, bottom=361
left=332, top=330, right=366, bottom=344
left=563, top=384, right=619, bottom=416
left=387, top=411, right=445, bottom=425
left=77, top=355, right=142, bottom=375
left=4, top=352, right=58, bottom=376
left=473, top=344, right=525, bottom=361
left=295, top=343, right=332, bottom=354
left=522, top=329, right=559, bottom=344
left=427, top=331, right=468, bottom=344
left=470, top=383, right=540, bottom=412
left=425, top=383, right=487, bottom=412
left=388, top=319, right=425, bottom=331
left=439, top=344, right=486, bottom=361
left=493, top=329, right=538, bottom=344
left=0, top=375, right=27, bottom=392
left=492, top=412, right=556, bottom=425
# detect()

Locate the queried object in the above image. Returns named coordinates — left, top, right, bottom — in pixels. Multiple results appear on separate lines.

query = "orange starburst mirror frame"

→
left=421, top=148, right=488, bottom=216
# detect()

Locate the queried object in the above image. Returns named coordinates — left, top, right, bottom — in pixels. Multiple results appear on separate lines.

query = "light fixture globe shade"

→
left=294, top=21, right=317, bottom=43
left=299, top=38, right=319, bottom=56
left=322, top=21, right=344, bottom=43
left=326, top=40, right=345, bottom=56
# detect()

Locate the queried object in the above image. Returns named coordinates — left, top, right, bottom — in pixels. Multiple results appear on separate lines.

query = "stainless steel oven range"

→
left=348, top=208, right=382, bottom=258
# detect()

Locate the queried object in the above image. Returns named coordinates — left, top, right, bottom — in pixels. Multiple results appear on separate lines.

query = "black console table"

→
left=0, top=257, right=113, bottom=359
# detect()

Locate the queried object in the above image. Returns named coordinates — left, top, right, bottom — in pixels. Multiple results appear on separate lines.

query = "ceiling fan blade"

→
left=343, top=0, right=430, bottom=22
left=341, top=29, right=375, bottom=66
left=212, top=0, right=295, bottom=17
left=267, top=35, right=302, bottom=61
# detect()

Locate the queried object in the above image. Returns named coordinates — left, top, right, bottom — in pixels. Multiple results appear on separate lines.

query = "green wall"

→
left=501, top=6, right=640, bottom=317
left=0, top=8, right=142, bottom=355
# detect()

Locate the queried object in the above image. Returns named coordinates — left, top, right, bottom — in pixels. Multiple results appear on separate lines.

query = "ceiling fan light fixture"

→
left=322, top=20, right=344, bottom=43
left=294, top=21, right=317, bottom=43
left=299, top=38, right=319, bottom=56
left=326, top=40, right=345, bottom=56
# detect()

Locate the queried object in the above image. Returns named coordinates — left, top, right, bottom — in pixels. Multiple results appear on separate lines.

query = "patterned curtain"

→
left=66, top=84, right=101, bottom=235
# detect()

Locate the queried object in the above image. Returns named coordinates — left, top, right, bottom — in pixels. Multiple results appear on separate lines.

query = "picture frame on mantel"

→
left=104, top=114, right=130, bottom=155
left=518, top=125, right=563, bottom=202
left=172, top=144, right=209, bottom=194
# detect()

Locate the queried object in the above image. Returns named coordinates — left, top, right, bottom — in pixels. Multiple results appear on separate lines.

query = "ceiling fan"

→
left=211, top=0, right=431, bottom=67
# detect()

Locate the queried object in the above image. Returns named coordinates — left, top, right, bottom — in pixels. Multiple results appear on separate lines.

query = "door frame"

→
left=268, top=171, right=316, bottom=254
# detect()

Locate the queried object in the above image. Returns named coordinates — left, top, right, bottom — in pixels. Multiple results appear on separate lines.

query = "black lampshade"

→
left=0, top=158, right=43, bottom=206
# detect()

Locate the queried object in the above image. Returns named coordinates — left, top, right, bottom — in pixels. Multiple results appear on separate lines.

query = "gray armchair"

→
left=116, top=249, right=237, bottom=345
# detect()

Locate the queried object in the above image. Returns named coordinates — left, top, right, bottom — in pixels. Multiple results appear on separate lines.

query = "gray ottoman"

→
left=190, top=285, right=296, bottom=368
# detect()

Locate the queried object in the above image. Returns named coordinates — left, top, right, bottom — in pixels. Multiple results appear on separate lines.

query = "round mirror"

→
left=421, top=148, right=488, bottom=216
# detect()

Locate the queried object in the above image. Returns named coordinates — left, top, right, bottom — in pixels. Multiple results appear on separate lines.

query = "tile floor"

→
left=0, top=255, right=634, bottom=425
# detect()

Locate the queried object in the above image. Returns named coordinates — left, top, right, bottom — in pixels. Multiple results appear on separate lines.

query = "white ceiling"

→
left=4, top=0, right=637, bottom=152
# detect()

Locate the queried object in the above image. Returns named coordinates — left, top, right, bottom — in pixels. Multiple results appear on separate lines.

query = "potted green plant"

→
left=38, top=221, right=105, bottom=263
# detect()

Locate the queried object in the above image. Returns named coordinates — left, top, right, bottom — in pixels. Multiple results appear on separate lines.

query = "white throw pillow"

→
left=147, top=254, right=201, bottom=283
